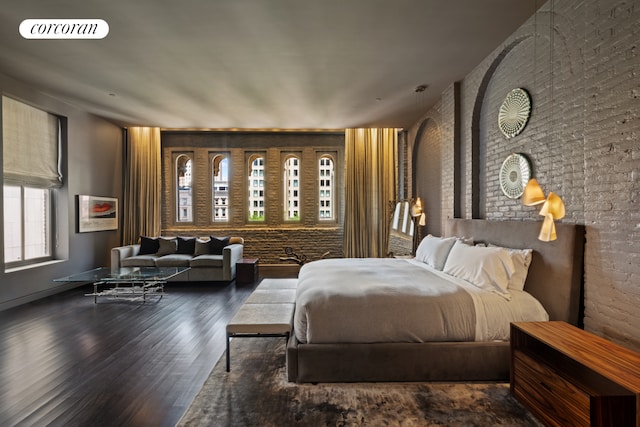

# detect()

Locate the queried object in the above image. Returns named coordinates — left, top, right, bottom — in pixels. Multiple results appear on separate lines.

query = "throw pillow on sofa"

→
left=177, top=237, right=196, bottom=255
left=209, top=236, right=230, bottom=255
left=193, top=238, right=210, bottom=256
left=139, top=236, right=160, bottom=255
left=156, top=237, right=178, bottom=256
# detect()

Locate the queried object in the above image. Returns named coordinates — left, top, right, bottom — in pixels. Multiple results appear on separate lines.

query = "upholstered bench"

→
left=225, top=279, right=298, bottom=372
left=226, top=302, right=295, bottom=371
left=255, top=278, right=298, bottom=290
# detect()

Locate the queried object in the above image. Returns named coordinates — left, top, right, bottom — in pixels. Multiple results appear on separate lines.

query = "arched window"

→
left=283, top=155, right=301, bottom=221
left=212, top=155, right=229, bottom=222
left=176, top=154, right=193, bottom=222
left=318, top=155, right=334, bottom=220
left=248, top=155, right=265, bottom=221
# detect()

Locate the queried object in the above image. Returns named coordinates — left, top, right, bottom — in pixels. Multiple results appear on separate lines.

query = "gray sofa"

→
left=111, top=236, right=244, bottom=282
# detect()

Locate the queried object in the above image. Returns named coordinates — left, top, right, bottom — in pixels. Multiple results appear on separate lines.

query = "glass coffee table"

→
left=54, top=267, right=190, bottom=303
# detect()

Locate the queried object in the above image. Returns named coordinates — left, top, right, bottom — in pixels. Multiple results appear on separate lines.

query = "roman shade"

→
left=2, top=96, right=62, bottom=188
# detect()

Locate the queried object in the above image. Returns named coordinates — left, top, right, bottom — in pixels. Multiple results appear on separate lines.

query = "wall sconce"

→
left=410, top=197, right=426, bottom=254
left=523, top=179, right=565, bottom=242
left=410, top=197, right=426, bottom=226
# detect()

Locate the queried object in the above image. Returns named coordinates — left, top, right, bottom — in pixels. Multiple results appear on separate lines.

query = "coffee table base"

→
left=54, top=267, right=188, bottom=304
left=85, top=280, right=165, bottom=303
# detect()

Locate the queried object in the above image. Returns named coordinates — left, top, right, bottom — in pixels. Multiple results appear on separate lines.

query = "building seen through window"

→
left=248, top=156, right=265, bottom=221
left=284, top=156, right=300, bottom=220
left=177, top=155, right=192, bottom=222
left=319, top=156, right=334, bottom=220
left=212, top=155, right=229, bottom=222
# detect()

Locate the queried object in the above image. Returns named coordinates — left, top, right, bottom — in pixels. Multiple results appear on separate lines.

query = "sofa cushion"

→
left=177, top=237, right=196, bottom=255
left=190, top=254, right=224, bottom=268
left=121, top=255, right=158, bottom=267
left=139, top=236, right=159, bottom=255
left=155, top=254, right=192, bottom=267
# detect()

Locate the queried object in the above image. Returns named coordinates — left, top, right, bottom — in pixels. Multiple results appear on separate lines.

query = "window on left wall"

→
left=175, top=154, right=193, bottom=223
left=2, top=96, right=62, bottom=268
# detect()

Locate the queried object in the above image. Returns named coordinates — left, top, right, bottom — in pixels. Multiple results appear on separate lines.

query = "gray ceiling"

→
left=0, top=0, right=538, bottom=130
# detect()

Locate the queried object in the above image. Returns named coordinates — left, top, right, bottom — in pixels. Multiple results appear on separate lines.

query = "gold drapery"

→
left=122, top=127, right=162, bottom=245
left=343, top=128, right=398, bottom=257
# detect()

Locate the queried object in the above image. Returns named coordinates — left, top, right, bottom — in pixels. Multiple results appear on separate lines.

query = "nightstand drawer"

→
left=513, top=350, right=590, bottom=427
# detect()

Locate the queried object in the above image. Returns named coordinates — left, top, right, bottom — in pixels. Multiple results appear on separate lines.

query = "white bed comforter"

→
left=294, top=258, right=548, bottom=344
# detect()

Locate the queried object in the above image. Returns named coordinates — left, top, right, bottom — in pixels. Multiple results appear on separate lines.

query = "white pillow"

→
left=489, top=244, right=533, bottom=291
left=443, top=240, right=515, bottom=295
left=415, top=235, right=457, bottom=270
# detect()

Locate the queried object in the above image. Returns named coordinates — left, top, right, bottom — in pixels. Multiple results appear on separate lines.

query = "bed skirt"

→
left=287, top=336, right=509, bottom=383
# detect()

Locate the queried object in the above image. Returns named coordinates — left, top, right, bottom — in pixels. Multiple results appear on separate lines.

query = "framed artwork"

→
left=77, top=195, right=118, bottom=232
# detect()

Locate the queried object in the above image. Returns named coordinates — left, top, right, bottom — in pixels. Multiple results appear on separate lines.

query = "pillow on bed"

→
left=459, top=236, right=474, bottom=246
left=443, top=240, right=515, bottom=296
left=415, top=235, right=458, bottom=270
left=489, top=244, right=533, bottom=291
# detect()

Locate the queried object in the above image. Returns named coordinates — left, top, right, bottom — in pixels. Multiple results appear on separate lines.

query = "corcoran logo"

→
left=19, top=19, right=109, bottom=39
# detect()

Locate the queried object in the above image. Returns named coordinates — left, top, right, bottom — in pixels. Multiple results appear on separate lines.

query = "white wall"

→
left=0, top=71, right=123, bottom=310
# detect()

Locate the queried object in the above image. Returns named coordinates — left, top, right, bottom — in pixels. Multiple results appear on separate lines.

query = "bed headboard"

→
left=445, top=219, right=585, bottom=326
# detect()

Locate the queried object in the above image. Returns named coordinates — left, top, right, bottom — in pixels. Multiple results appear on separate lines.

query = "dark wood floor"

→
left=0, top=279, right=259, bottom=427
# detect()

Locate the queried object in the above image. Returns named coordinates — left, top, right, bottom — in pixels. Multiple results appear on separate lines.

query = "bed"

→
left=286, top=219, right=585, bottom=383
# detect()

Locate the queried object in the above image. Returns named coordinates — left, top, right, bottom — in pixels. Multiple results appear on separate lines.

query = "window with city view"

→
left=283, top=155, right=300, bottom=221
left=176, top=154, right=193, bottom=222
left=248, top=155, right=265, bottom=221
left=212, top=154, right=229, bottom=222
left=318, top=155, right=334, bottom=220
left=162, top=141, right=342, bottom=228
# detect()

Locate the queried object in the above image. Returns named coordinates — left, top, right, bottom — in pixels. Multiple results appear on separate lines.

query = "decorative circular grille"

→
left=499, top=153, right=531, bottom=199
left=498, top=88, right=531, bottom=138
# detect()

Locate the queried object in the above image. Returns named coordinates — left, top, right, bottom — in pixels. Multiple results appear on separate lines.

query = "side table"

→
left=236, top=258, right=259, bottom=284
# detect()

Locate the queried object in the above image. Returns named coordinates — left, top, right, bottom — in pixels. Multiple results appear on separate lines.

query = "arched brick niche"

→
left=411, top=114, right=443, bottom=236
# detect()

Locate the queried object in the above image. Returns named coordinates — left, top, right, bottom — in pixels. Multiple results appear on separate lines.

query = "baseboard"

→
left=0, top=281, right=84, bottom=312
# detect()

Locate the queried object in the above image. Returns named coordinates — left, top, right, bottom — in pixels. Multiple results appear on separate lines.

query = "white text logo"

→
left=20, top=19, right=109, bottom=39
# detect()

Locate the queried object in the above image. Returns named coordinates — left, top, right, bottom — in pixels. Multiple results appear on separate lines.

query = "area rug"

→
left=178, top=338, right=542, bottom=426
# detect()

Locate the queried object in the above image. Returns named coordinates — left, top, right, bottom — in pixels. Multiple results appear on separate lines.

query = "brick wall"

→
left=410, top=104, right=445, bottom=236
left=160, top=131, right=345, bottom=264
left=407, top=0, right=640, bottom=350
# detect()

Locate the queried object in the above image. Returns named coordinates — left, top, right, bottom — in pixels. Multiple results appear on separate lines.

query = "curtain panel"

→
left=343, top=128, right=398, bottom=258
left=122, top=127, right=161, bottom=245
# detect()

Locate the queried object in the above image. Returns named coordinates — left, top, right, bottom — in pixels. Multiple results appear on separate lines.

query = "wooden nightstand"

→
left=510, top=321, right=640, bottom=426
left=236, top=258, right=259, bottom=284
